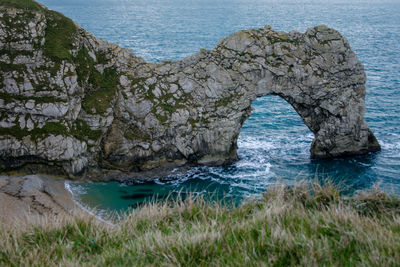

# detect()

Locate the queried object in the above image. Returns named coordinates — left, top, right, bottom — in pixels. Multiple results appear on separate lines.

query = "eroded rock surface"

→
left=0, top=174, right=76, bottom=224
left=0, top=1, right=380, bottom=179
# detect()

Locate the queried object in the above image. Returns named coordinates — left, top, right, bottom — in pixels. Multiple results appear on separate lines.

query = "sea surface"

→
left=37, top=0, right=400, bottom=216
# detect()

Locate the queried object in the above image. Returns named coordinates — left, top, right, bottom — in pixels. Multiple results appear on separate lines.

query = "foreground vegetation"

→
left=1, top=183, right=400, bottom=266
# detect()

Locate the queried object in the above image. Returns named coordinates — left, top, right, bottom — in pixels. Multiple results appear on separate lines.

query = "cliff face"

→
left=0, top=1, right=380, bottom=179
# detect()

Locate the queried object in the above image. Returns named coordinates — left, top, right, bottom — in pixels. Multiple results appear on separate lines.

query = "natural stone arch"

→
left=0, top=2, right=380, bottom=178
left=104, top=25, right=381, bottom=169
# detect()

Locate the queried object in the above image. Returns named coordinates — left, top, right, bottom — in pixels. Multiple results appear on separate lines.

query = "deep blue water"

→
left=37, top=0, right=400, bottom=215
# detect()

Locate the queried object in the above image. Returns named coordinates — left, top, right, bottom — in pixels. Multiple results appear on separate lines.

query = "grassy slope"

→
left=0, top=0, right=77, bottom=61
left=0, top=183, right=399, bottom=266
left=0, top=0, right=43, bottom=11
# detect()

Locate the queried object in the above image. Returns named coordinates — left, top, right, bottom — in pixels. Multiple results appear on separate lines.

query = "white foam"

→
left=237, top=137, right=275, bottom=150
left=65, top=181, right=116, bottom=226
left=380, top=140, right=400, bottom=151
left=235, top=160, right=268, bottom=169
left=265, top=162, right=271, bottom=173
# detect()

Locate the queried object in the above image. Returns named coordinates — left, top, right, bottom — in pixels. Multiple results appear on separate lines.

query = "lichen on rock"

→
left=0, top=1, right=381, bottom=179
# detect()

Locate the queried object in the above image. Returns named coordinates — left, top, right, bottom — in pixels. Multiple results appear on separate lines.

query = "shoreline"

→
left=0, top=174, right=78, bottom=225
left=0, top=167, right=196, bottom=227
left=64, top=180, right=117, bottom=226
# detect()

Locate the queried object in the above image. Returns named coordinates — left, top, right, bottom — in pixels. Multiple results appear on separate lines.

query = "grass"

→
left=0, top=0, right=43, bottom=11
left=0, top=182, right=399, bottom=266
left=0, top=0, right=78, bottom=62
left=43, top=9, right=77, bottom=62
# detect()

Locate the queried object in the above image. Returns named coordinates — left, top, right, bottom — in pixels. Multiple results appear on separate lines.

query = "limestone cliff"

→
left=0, top=0, right=380, bottom=179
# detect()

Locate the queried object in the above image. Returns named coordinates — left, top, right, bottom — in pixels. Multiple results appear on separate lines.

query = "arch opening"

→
left=235, top=94, right=313, bottom=180
left=234, top=94, right=377, bottom=189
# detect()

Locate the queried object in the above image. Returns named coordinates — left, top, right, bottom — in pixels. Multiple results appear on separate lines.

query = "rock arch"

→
left=106, top=25, right=380, bottom=168
left=0, top=2, right=380, bottom=178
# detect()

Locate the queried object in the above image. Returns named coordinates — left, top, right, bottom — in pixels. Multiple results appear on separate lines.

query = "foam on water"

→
left=65, top=182, right=117, bottom=225
left=38, top=0, right=400, bottom=218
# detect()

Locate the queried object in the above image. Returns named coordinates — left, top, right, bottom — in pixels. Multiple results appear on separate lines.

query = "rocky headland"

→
left=0, top=0, right=381, bottom=180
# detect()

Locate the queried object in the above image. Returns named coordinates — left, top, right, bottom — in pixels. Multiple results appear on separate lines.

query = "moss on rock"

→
left=0, top=92, right=67, bottom=105
left=43, top=9, right=77, bottom=62
left=0, top=119, right=102, bottom=142
left=74, top=46, right=119, bottom=115
left=0, top=0, right=43, bottom=11
left=70, top=119, right=102, bottom=141
left=0, top=121, right=67, bottom=140
left=81, top=68, right=119, bottom=115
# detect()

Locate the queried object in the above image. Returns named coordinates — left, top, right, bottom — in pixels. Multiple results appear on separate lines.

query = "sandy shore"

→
left=0, top=175, right=77, bottom=225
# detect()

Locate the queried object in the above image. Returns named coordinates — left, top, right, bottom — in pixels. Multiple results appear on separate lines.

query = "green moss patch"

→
left=0, top=92, right=67, bottom=105
left=0, top=0, right=43, bottom=11
left=2, top=0, right=79, bottom=62
left=155, top=113, right=167, bottom=123
left=0, top=121, right=67, bottom=140
left=81, top=68, right=119, bottom=115
left=124, top=125, right=150, bottom=141
left=0, top=60, right=28, bottom=75
left=145, top=89, right=155, bottom=100
left=43, top=9, right=77, bottom=62
left=215, top=95, right=234, bottom=107
left=0, top=119, right=102, bottom=142
left=75, top=46, right=93, bottom=86
left=159, top=103, right=173, bottom=113
left=70, top=120, right=102, bottom=141
left=0, top=1, right=119, bottom=117
left=75, top=47, right=119, bottom=115
left=269, top=35, right=301, bottom=45
left=0, top=0, right=79, bottom=92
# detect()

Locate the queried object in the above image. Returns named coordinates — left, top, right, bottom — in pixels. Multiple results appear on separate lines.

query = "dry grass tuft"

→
left=1, top=182, right=399, bottom=266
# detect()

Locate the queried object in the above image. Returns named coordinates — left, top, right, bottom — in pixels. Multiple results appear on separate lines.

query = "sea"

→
left=37, top=0, right=400, bottom=217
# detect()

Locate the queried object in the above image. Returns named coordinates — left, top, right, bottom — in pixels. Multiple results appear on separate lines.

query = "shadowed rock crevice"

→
left=0, top=1, right=380, bottom=179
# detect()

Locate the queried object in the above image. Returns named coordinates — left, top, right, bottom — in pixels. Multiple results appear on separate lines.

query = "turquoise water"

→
left=38, top=0, right=400, bottom=214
